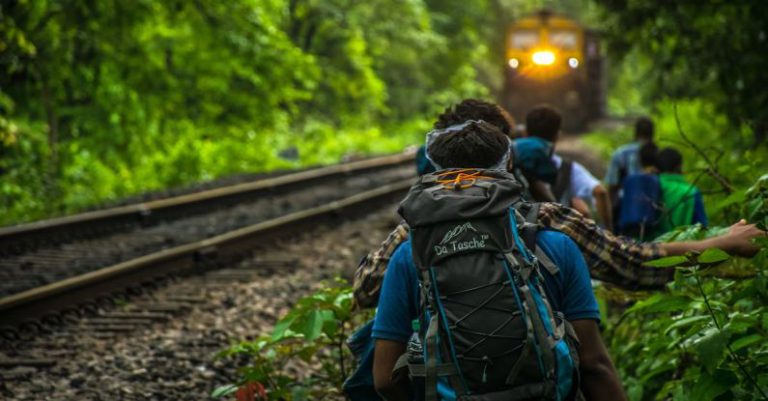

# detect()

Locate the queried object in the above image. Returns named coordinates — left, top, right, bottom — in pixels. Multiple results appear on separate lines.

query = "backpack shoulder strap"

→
left=520, top=202, right=541, bottom=252
left=552, top=159, right=573, bottom=203
left=519, top=203, right=559, bottom=276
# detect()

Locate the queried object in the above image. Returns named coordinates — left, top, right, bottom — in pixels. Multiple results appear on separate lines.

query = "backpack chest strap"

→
left=534, top=247, right=560, bottom=276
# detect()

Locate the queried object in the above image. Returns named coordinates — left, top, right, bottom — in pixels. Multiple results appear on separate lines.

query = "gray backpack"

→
left=397, top=169, right=581, bottom=401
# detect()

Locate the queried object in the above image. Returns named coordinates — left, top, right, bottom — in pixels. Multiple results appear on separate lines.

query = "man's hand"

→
left=661, top=219, right=766, bottom=258
left=712, top=219, right=766, bottom=257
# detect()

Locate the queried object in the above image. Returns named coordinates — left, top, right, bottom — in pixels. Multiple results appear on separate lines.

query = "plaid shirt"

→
left=352, top=202, right=670, bottom=309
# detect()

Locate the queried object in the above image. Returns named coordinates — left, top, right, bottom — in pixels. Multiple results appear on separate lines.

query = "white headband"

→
left=424, top=120, right=512, bottom=171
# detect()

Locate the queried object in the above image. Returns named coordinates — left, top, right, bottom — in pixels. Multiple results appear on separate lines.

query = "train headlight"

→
left=508, top=58, right=520, bottom=69
left=532, top=51, right=556, bottom=66
left=568, top=57, right=579, bottom=69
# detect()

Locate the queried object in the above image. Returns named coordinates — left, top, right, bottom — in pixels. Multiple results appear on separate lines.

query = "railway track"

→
left=1, top=207, right=402, bottom=400
left=0, top=153, right=415, bottom=334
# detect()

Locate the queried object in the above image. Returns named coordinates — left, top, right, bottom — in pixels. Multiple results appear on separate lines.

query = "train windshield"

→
left=510, top=30, right=539, bottom=50
left=549, top=30, right=578, bottom=50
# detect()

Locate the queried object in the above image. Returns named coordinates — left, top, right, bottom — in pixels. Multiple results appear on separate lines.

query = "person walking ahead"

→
left=606, top=117, right=655, bottom=206
left=655, top=147, right=707, bottom=235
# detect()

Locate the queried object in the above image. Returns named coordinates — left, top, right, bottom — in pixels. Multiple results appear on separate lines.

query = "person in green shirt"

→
left=656, top=147, right=708, bottom=235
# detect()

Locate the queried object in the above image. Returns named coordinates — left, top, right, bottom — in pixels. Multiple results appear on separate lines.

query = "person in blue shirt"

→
left=617, top=142, right=661, bottom=239
left=605, top=117, right=655, bottom=209
left=372, top=121, right=627, bottom=401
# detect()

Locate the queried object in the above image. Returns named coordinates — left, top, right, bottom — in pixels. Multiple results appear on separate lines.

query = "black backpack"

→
left=397, top=169, right=581, bottom=401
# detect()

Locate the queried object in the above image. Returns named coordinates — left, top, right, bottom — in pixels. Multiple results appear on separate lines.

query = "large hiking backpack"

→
left=397, top=169, right=581, bottom=401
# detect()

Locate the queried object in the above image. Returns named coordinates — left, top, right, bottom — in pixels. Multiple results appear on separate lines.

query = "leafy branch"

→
left=213, top=278, right=367, bottom=401
left=673, top=104, right=735, bottom=195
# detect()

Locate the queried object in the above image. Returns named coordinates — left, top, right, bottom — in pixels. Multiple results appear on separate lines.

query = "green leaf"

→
left=625, top=294, right=694, bottom=314
left=713, top=191, right=746, bottom=213
left=271, top=314, right=299, bottom=341
left=693, top=328, right=731, bottom=372
left=644, top=255, right=689, bottom=268
left=730, top=333, right=765, bottom=352
left=211, top=384, right=239, bottom=398
left=664, top=315, right=710, bottom=335
left=298, top=310, right=335, bottom=341
left=690, top=369, right=737, bottom=401
left=698, top=248, right=730, bottom=265
left=626, top=381, right=644, bottom=401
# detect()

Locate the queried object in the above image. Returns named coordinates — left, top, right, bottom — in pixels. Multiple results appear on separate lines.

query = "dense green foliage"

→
left=582, top=7, right=768, bottom=393
left=593, top=0, right=768, bottom=143
left=2, top=0, right=550, bottom=225
left=583, top=49, right=768, bottom=400
left=601, top=176, right=768, bottom=401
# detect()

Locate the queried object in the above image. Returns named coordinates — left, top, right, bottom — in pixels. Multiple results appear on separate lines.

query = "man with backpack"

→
left=522, top=106, right=613, bottom=231
left=616, top=142, right=661, bottom=239
left=372, top=120, right=626, bottom=400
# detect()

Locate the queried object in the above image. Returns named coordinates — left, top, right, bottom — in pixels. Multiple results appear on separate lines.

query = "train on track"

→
left=502, top=9, right=606, bottom=132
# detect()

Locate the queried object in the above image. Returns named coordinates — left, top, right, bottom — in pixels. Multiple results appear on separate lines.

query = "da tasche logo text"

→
left=435, top=222, right=489, bottom=256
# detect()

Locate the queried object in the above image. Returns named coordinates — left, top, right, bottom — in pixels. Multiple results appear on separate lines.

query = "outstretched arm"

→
left=571, top=319, right=628, bottom=401
left=537, top=203, right=766, bottom=290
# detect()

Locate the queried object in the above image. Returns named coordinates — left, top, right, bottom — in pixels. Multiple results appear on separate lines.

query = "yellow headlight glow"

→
left=532, top=50, right=556, bottom=66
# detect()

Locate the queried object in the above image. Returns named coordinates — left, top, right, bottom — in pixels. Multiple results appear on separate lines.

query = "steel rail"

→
left=0, top=179, right=414, bottom=327
left=0, top=152, right=414, bottom=254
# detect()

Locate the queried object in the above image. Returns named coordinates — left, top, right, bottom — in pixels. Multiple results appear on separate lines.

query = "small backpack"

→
left=397, top=169, right=581, bottom=401
left=617, top=173, right=661, bottom=239
left=511, top=137, right=558, bottom=185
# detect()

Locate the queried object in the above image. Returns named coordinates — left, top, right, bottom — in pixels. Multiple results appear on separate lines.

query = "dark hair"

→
left=635, top=117, right=654, bottom=141
left=434, top=99, right=515, bottom=137
left=427, top=121, right=509, bottom=169
left=638, top=142, right=659, bottom=168
left=657, top=147, right=683, bottom=173
left=525, top=105, right=562, bottom=142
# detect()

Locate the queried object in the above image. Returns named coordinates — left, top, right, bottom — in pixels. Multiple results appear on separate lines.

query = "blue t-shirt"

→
left=372, top=230, right=600, bottom=344
left=605, top=142, right=642, bottom=187
left=692, top=191, right=708, bottom=227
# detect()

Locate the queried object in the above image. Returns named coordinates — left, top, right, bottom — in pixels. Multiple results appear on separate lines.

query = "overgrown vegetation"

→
left=1, top=0, right=550, bottom=226
left=602, top=175, right=768, bottom=401
left=214, top=278, right=370, bottom=400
